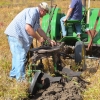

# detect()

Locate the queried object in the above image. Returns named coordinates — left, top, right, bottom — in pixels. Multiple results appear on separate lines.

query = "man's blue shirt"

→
left=70, top=0, right=82, bottom=20
left=4, top=7, right=40, bottom=45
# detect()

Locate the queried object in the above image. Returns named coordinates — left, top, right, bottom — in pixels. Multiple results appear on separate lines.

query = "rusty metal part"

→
left=30, top=42, right=65, bottom=63
left=86, top=9, right=100, bottom=50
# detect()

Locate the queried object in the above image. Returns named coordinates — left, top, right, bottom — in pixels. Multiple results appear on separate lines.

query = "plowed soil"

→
left=32, top=77, right=86, bottom=100
left=28, top=58, right=100, bottom=100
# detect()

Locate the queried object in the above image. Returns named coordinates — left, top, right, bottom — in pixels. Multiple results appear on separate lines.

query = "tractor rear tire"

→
left=75, top=41, right=86, bottom=71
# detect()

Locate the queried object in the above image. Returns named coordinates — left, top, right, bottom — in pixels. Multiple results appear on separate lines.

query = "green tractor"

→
left=41, top=0, right=100, bottom=70
left=28, top=0, right=100, bottom=96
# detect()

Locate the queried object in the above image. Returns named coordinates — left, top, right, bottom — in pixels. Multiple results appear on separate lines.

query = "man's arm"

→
left=64, top=8, right=73, bottom=21
left=25, top=24, right=44, bottom=42
left=37, top=28, right=50, bottom=41
left=37, top=28, right=56, bottom=46
left=25, top=24, right=56, bottom=46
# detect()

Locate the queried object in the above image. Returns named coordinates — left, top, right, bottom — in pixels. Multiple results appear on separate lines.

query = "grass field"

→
left=0, top=0, right=100, bottom=99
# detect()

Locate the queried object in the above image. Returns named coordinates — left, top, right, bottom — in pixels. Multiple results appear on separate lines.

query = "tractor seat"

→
left=66, top=20, right=81, bottom=24
left=65, top=20, right=81, bottom=36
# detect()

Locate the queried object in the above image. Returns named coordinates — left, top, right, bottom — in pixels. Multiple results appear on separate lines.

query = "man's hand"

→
left=63, top=18, right=67, bottom=22
left=50, top=40, right=56, bottom=46
left=47, top=37, right=56, bottom=46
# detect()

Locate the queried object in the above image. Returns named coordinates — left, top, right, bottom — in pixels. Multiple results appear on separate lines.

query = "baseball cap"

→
left=39, top=2, right=49, bottom=13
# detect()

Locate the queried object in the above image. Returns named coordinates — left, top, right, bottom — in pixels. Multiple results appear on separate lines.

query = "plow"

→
left=26, top=0, right=100, bottom=98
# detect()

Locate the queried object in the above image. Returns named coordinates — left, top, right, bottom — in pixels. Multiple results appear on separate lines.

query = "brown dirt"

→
left=30, top=77, right=86, bottom=100
left=27, top=57, right=100, bottom=100
left=28, top=42, right=100, bottom=100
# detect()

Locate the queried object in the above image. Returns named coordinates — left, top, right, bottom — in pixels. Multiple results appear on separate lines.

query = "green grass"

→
left=0, top=2, right=30, bottom=99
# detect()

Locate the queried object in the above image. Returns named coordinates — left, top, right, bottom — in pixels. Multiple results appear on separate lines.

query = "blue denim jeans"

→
left=7, top=35, right=29, bottom=81
left=60, top=16, right=81, bottom=36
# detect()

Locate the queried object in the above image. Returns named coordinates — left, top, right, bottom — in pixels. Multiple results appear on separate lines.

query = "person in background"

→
left=4, top=2, right=56, bottom=82
left=60, top=0, right=82, bottom=38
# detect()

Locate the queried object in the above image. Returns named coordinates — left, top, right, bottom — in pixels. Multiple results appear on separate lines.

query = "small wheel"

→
left=28, top=71, right=50, bottom=97
left=28, top=71, right=43, bottom=96
left=75, top=41, right=86, bottom=71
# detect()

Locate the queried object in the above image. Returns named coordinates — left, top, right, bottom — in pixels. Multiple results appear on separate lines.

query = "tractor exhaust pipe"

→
left=87, top=0, right=90, bottom=24
left=82, top=0, right=90, bottom=24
